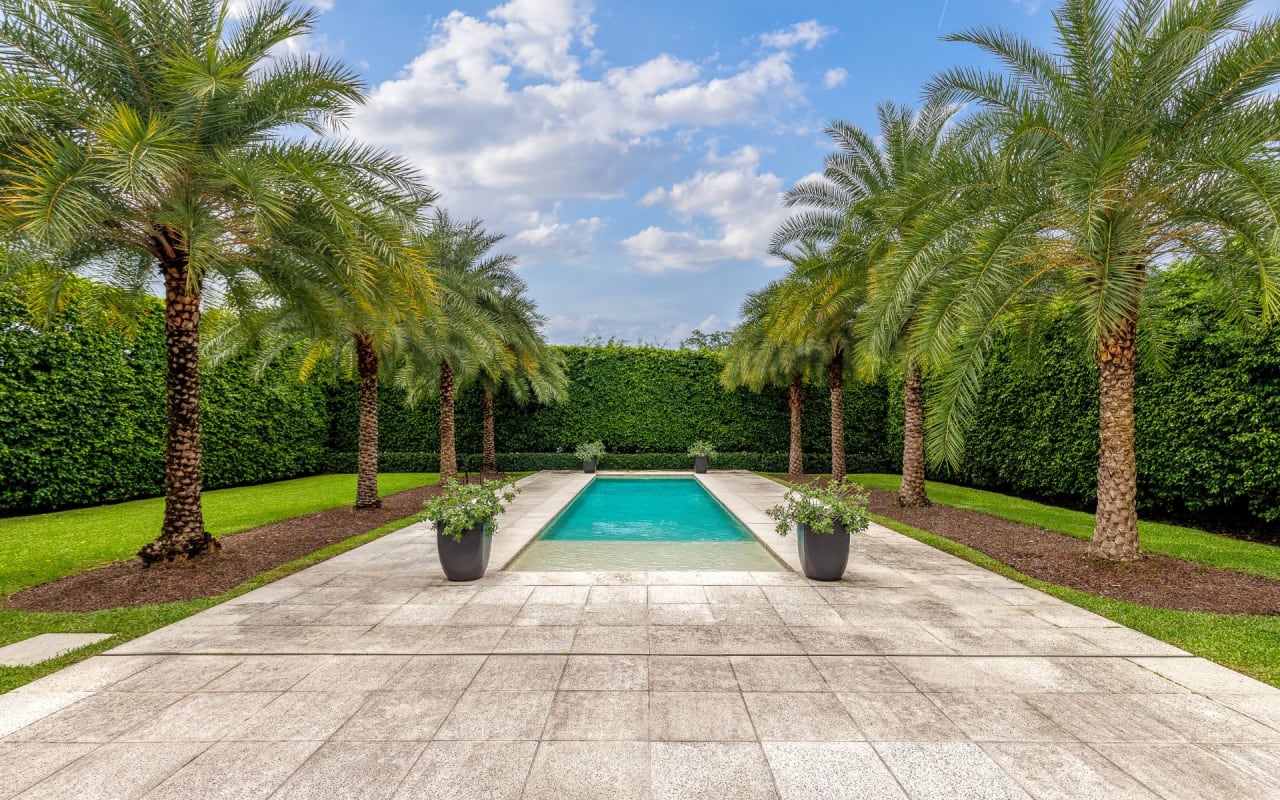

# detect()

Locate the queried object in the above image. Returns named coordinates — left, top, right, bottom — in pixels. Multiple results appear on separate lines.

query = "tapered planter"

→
left=436, top=521, right=492, bottom=582
left=582, top=458, right=597, bottom=474
left=796, top=520, right=849, bottom=581
left=693, top=456, right=708, bottom=474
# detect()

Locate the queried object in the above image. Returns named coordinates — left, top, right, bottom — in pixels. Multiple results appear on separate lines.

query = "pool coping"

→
left=490, top=470, right=802, bottom=574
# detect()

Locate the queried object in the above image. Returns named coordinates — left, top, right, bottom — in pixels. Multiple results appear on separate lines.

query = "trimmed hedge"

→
left=326, top=345, right=893, bottom=464
left=952, top=299, right=1280, bottom=526
left=0, top=286, right=329, bottom=513
left=323, top=450, right=891, bottom=475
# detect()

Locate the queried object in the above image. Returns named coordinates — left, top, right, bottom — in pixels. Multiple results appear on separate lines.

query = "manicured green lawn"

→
left=849, top=473, right=1280, bottom=582
left=0, top=473, right=439, bottom=693
left=0, top=473, right=438, bottom=597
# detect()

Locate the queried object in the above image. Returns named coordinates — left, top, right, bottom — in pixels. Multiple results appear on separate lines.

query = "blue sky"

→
left=285, top=0, right=1272, bottom=344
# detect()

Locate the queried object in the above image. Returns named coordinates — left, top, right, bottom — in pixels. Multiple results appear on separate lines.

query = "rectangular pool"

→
left=508, top=476, right=786, bottom=571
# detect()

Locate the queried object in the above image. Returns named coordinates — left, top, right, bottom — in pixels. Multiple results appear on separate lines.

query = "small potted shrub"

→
left=766, top=478, right=870, bottom=581
left=687, top=441, right=716, bottom=474
left=422, top=478, right=520, bottom=581
left=575, top=441, right=605, bottom=473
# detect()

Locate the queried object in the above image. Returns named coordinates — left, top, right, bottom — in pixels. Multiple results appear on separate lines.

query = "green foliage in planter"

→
left=422, top=478, right=520, bottom=540
left=766, top=478, right=871, bottom=536
left=574, top=441, right=606, bottom=463
left=687, top=441, right=717, bottom=459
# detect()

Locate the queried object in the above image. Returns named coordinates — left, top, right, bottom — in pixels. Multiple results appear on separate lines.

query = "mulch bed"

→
left=854, top=483, right=1280, bottom=616
left=6, top=476, right=501, bottom=613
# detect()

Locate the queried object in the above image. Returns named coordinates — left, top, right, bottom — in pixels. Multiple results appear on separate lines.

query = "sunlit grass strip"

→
left=0, top=473, right=439, bottom=597
left=849, top=473, right=1280, bottom=582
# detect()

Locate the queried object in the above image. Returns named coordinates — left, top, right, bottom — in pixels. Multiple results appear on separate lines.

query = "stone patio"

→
left=1, top=470, right=1278, bottom=799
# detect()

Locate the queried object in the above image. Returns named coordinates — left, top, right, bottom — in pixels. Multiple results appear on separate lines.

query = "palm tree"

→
left=773, top=103, right=959, bottom=507
left=0, top=0, right=433, bottom=562
left=206, top=236, right=433, bottom=510
left=769, top=244, right=860, bottom=482
left=901, top=0, right=1280, bottom=560
left=474, top=285, right=568, bottom=474
left=397, top=211, right=511, bottom=481
left=721, top=282, right=821, bottom=481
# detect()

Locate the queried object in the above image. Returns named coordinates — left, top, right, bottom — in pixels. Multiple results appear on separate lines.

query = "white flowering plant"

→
left=766, top=478, right=871, bottom=537
left=423, top=478, right=520, bottom=541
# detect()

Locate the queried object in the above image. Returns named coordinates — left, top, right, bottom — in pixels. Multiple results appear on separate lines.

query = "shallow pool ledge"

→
left=488, top=471, right=594, bottom=569
left=694, top=471, right=805, bottom=573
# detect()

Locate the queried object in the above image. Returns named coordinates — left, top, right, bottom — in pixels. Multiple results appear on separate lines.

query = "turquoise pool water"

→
left=509, top=476, right=785, bottom=571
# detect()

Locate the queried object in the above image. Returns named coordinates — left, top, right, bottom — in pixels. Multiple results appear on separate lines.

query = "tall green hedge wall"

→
left=325, top=346, right=893, bottom=467
left=950, top=303, right=1280, bottom=526
left=0, top=287, right=329, bottom=513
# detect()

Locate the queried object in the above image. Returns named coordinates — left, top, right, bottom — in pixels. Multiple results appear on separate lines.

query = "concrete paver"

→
left=3, top=470, right=1278, bottom=799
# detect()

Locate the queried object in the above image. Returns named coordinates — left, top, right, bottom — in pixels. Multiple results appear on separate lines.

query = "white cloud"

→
left=512, top=212, right=603, bottom=263
left=621, top=147, right=791, bottom=273
left=760, top=20, right=835, bottom=51
left=823, top=67, right=848, bottom=89
left=1011, top=0, right=1045, bottom=13
left=349, top=0, right=810, bottom=235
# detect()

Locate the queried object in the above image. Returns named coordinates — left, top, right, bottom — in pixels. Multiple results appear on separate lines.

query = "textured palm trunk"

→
left=138, top=255, right=218, bottom=565
left=898, top=363, right=931, bottom=508
left=828, top=351, right=846, bottom=483
left=354, top=334, right=381, bottom=509
left=439, top=360, right=458, bottom=481
left=482, top=389, right=497, bottom=475
left=788, top=374, right=804, bottom=481
left=1092, top=316, right=1141, bottom=561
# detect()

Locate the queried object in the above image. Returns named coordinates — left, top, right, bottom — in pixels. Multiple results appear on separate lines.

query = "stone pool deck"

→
left=1, top=470, right=1279, bottom=799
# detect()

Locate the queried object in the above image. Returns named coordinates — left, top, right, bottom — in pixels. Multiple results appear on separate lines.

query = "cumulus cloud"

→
left=621, top=147, right=791, bottom=273
left=349, top=0, right=814, bottom=243
left=1010, top=0, right=1045, bottom=13
left=512, top=212, right=603, bottom=263
left=823, top=67, right=848, bottom=89
left=759, top=20, right=835, bottom=51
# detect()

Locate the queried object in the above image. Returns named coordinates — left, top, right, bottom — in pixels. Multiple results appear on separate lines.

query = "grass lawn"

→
left=850, top=473, right=1280, bottom=582
left=0, top=473, right=438, bottom=597
left=787, top=474, right=1280, bottom=687
left=0, top=473, right=438, bottom=693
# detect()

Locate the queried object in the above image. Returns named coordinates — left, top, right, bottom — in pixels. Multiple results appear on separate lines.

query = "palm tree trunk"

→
left=138, top=254, right=218, bottom=565
left=788, top=374, right=804, bottom=481
left=482, top=389, right=497, bottom=474
left=354, top=333, right=381, bottom=509
left=898, top=363, right=931, bottom=508
left=439, top=360, right=458, bottom=481
left=828, top=350, right=846, bottom=483
left=1092, top=317, right=1141, bottom=561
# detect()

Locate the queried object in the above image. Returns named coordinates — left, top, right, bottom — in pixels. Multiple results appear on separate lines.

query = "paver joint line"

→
left=3, top=471, right=1277, bottom=800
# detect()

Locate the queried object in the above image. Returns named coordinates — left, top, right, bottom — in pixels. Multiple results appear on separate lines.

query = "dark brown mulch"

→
left=781, top=475, right=1280, bottom=615
left=6, top=476, right=502, bottom=613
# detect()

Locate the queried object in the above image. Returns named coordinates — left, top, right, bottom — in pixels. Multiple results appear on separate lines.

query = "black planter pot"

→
left=582, top=458, right=597, bottom=474
left=693, top=456, right=708, bottom=474
left=796, top=520, right=850, bottom=581
left=436, top=521, right=492, bottom=581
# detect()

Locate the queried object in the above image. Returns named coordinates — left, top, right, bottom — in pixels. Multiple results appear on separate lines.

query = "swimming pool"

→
left=508, top=476, right=786, bottom=571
